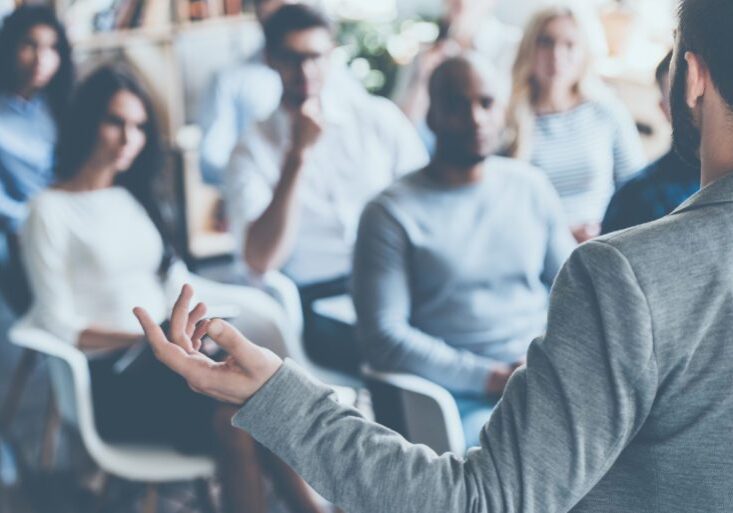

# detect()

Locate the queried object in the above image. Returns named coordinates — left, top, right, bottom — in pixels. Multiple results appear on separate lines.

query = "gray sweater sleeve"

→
left=233, top=240, right=659, bottom=513
left=352, top=200, right=499, bottom=395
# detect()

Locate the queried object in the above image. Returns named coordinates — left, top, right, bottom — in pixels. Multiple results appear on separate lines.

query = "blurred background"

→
left=0, top=0, right=678, bottom=264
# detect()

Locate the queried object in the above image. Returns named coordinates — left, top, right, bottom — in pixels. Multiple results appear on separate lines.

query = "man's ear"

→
left=684, top=51, right=708, bottom=109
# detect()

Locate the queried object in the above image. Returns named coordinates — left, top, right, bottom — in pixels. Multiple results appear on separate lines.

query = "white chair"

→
left=7, top=320, right=217, bottom=513
left=258, top=271, right=364, bottom=390
left=185, top=273, right=358, bottom=408
left=362, top=365, right=466, bottom=456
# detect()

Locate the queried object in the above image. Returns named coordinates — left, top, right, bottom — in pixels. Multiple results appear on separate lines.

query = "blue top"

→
left=352, top=157, right=576, bottom=395
left=601, top=149, right=700, bottom=234
left=0, top=93, right=57, bottom=232
left=198, top=51, right=283, bottom=185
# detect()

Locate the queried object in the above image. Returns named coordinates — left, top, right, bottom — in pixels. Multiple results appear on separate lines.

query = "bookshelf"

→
left=51, top=0, right=261, bottom=261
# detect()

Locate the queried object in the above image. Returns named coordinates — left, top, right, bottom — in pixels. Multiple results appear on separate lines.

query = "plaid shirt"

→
left=601, top=150, right=700, bottom=234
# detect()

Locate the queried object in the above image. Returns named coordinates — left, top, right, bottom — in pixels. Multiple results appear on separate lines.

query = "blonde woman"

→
left=506, top=4, right=645, bottom=242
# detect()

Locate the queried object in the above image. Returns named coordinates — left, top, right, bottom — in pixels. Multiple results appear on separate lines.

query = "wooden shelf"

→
left=72, top=25, right=174, bottom=51
left=175, top=12, right=254, bottom=33
left=70, top=12, right=255, bottom=51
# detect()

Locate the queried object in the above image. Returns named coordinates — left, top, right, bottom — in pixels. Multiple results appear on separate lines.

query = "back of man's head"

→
left=263, top=3, right=331, bottom=54
left=655, top=50, right=672, bottom=91
left=678, top=0, right=733, bottom=109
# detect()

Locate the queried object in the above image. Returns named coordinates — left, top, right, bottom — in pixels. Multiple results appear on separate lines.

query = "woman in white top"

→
left=20, top=66, right=327, bottom=513
left=505, top=4, right=645, bottom=243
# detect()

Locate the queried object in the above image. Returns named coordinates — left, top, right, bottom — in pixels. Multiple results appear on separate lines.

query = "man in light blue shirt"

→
left=198, top=0, right=363, bottom=185
left=226, top=4, right=428, bottom=375
left=353, top=56, right=575, bottom=448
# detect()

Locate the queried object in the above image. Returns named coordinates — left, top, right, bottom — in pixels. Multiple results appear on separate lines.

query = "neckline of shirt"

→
left=45, top=185, right=128, bottom=199
left=414, top=159, right=502, bottom=193
left=0, top=92, right=48, bottom=115
left=534, top=100, right=594, bottom=121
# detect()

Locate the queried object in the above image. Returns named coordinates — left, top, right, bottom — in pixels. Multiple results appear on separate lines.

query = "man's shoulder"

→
left=374, top=169, right=426, bottom=200
left=346, top=93, right=406, bottom=123
left=487, top=156, right=558, bottom=195
left=363, top=170, right=426, bottom=215
left=233, top=108, right=283, bottom=149
left=612, top=160, right=663, bottom=200
left=609, top=152, right=696, bottom=213
left=592, top=205, right=707, bottom=279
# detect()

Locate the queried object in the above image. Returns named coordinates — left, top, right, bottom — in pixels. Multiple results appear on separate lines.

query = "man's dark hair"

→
left=0, top=5, right=74, bottom=123
left=655, top=50, right=672, bottom=89
left=678, top=0, right=733, bottom=109
left=263, top=3, right=331, bottom=53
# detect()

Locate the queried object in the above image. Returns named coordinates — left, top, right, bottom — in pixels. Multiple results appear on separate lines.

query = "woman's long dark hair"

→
left=56, top=65, right=175, bottom=273
left=0, top=5, right=74, bottom=123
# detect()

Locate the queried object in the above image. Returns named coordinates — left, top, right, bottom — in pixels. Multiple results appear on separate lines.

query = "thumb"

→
left=206, top=318, right=259, bottom=366
left=301, top=97, right=321, bottom=119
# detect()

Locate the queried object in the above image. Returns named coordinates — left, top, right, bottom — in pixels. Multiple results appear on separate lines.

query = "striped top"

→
left=530, top=100, right=645, bottom=226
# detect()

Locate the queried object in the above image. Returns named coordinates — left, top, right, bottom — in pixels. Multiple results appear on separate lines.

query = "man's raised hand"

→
left=133, top=284, right=282, bottom=406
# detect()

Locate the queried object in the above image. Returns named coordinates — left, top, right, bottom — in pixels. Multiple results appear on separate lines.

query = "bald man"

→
left=352, top=55, right=575, bottom=448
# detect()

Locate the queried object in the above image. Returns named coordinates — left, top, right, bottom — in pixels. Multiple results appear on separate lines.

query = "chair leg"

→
left=92, top=473, right=110, bottom=513
left=195, top=478, right=217, bottom=513
left=39, top=396, right=60, bottom=470
left=0, top=350, right=38, bottom=433
left=142, top=484, right=158, bottom=513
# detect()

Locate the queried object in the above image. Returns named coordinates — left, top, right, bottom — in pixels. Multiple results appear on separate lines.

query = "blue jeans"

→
left=453, top=394, right=498, bottom=449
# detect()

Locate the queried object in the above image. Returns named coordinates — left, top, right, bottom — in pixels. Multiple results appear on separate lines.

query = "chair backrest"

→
left=8, top=322, right=107, bottom=461
left=253, top=272, right=363, bottom=389
left=362, top=366, right=466, bottom=456
left=0, top=232, right=32, bottom=317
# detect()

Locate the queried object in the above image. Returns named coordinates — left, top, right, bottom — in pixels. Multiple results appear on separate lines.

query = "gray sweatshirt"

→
left=233, top=171, right=733, bottom=512
left=352, top=159, right=575, bottom=395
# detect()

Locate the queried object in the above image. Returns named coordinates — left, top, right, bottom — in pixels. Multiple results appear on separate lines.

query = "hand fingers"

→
left=134, top=307, right=192, bottom=377
left=170, top=284, right=195, bottom=352
left=135, top=307, right=245, bottom=402
left=205, top=318, right=259, bottom=368
left=192, top=318, right=211, bottom=352
left=186, top=302, right=208, bottom=337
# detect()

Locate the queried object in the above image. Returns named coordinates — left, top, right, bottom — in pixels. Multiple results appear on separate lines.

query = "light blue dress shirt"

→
left=199, top=48, right=366, bottom=186
left=0, top=93, right=56, bottom=232
left=198, top=50, right=282, bottom=185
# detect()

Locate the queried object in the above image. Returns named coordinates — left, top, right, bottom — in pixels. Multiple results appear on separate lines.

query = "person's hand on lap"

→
left=133, top=284, right=283, bottom=406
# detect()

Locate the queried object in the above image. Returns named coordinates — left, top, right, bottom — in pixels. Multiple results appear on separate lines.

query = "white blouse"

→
left=20, top=187, right=188, bottom=344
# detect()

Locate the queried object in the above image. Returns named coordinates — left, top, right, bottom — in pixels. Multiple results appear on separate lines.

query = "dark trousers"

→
left=0, top=232, right=32, bottom=316
left=89, top=345, right=217, bottom=454
left=298, top=276, right=361, bottom=376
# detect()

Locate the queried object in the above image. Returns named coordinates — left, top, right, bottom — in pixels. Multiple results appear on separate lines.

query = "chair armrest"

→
left=311, top=294, right=356, bottom=326
left=361, top=365, right=466, bottom=455
left=9, top=319, right=87, bottom=375
left=259, top=270, right=304, bottom=337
